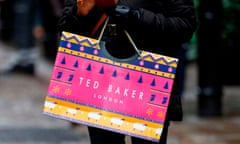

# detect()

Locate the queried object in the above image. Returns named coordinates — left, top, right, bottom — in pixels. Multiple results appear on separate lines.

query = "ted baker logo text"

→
left=79, top=77, right=144, bottom=104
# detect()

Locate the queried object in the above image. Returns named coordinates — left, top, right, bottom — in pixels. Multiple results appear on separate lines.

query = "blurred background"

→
left=0, top=0, right=240, bottom=144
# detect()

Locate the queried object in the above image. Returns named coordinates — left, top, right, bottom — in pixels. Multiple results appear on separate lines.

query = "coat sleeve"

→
left=136, top=0, right=198, bottom=43
left=57, top=0, right=102, bottom=36
left=57, top=0, right=80, bottom=33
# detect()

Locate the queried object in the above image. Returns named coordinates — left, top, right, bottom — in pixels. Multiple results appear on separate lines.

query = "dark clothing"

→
left=59, top=0, right=197, bottom=55
left=58, top=0, right=197, bottom=121
left=13, top=0, right=42, bottom=49
left=88, top=121, right=169, bottom=144
left=58, top=0, right=197, bottom=143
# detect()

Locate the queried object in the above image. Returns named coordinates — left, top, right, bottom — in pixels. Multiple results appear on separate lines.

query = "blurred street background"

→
left=0, top=0, right=240, bottom=144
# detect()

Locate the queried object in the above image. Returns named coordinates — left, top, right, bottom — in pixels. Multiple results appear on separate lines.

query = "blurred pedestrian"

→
left=0, top=0, right=44, bottom=75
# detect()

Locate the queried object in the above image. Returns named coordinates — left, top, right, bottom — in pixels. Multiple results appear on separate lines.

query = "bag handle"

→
left=124, top=30, right=142, bottom=57
left=91, top=14, right=142, bottom=57
left=97, top=15, right=109, bottom=41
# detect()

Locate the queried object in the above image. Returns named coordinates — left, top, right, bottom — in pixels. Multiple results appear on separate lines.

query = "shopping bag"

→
left=42, top=20, right=178, bottom=142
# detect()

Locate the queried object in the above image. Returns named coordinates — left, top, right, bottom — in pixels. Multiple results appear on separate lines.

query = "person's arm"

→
left=137, top=0, right=197, bottom=43
left=102, top=0, right=198, bottom=44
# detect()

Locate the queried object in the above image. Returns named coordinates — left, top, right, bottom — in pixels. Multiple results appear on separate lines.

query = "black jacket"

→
left=58, top=0, right=198, bottom=121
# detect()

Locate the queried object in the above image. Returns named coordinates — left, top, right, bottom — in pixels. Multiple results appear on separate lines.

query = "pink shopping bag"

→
left=42, top=29, right=178, bottom=142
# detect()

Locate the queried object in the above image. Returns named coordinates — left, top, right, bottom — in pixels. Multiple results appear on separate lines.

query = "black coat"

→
left=58, top=0, right=198, bottom=121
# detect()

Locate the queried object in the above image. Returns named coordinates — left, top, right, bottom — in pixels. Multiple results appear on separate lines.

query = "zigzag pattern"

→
left=61, top=32, right=178, bottom=67
left=61, top=31, right=99, bottom=48
left=141, top=52, right=178, bottom=67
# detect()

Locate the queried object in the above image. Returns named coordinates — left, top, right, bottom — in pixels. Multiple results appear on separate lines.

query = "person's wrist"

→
left=114, top=5, right=130, bottom=16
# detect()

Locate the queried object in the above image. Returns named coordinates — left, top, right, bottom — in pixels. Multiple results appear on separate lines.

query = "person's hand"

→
left=76, top=0, right=96, bottom=16
left=105, top=5, right=141, bottom=30
left=95, top=0, right=118, bottom=9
